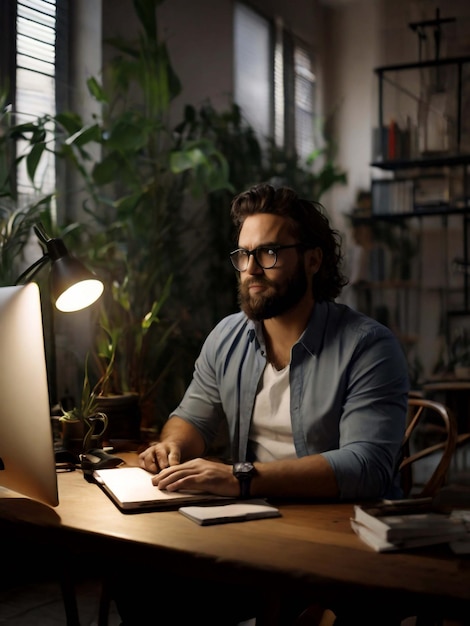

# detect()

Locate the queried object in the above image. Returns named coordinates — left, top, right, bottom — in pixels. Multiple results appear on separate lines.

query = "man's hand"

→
left=138, top=416, right=206, bottom=473
left=138, top=441, right=182, bottom=472
left=151, top=458, right=240, bottom=497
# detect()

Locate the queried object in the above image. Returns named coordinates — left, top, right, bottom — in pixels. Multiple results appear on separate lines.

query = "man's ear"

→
left=307, top=247, right=323, bottom=275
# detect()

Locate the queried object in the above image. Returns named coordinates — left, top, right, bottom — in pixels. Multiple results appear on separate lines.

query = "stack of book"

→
left=351, top=498, right=470, bottom=552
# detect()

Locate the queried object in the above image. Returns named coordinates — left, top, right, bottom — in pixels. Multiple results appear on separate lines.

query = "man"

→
left=116, top=183, right=409, bottom=625
left=140, top=183, right=409, bottom=503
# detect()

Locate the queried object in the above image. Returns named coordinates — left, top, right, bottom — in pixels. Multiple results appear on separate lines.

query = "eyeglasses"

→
left=229, top=244, right=305, bottom=272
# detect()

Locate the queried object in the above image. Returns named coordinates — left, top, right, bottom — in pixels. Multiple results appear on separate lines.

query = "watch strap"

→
left=238, top=477, right=251, bottom=499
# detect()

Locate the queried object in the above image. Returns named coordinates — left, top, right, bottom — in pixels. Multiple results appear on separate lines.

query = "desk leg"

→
left=59, top=567, right=80, bottom=626
left=98, top=578, right=111, bottom=626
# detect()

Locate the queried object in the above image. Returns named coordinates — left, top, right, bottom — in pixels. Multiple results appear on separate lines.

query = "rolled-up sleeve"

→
left=320, top=321, right=409, bottom=500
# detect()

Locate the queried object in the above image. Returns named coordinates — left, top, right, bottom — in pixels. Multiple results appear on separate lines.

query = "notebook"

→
left=93, top=466, right=232, bottom=512
left=179, top=500, right=281, bottom=525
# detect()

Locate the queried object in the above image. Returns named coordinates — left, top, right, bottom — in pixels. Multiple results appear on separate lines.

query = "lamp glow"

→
left=55, top=280, right=104, bottom=312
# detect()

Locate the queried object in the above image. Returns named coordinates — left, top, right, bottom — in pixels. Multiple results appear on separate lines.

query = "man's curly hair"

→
left=230, top=183, right=348, bottom=301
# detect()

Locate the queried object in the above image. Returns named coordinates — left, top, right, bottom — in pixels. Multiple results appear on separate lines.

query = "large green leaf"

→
left=86, top=76, right=108, bottom=104
left=55, top=111, right=87, bottom=135
left=26, top=143, right=46, bottom=185
left=64, top=124, right=102, bottom=148
left=114, top=192, right=143, bottom=215
left=106, top=117, right=150, bottom=152
left=92, top=153, right=122, bottom=185
left=133, top=0, right=163, bottom=42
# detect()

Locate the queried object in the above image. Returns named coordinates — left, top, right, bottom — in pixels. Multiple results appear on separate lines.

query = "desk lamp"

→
left=11, top=222, right=119, bottom=475
left=15, top=222, right=104, bottom=311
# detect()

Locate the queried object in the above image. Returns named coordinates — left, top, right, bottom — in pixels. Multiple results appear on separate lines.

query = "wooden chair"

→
left=400, top=397, right=459, bottom=498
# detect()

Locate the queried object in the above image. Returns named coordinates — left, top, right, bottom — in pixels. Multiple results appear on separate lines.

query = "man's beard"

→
left=238, top=262, right=309, bottom=321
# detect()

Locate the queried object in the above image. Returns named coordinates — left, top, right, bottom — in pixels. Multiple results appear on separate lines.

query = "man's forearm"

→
left=250, top=454, right=339, bottom=499
left=160, top=415, right=206, bottom=461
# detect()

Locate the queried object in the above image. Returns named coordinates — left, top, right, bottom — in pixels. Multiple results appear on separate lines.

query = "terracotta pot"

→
left=95, top=392, right=141, bottom=444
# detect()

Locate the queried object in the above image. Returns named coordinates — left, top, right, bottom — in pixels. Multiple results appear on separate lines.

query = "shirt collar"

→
left=244, top=300, right=330, bottom=355
left=298, top=300, right=328, bottom=355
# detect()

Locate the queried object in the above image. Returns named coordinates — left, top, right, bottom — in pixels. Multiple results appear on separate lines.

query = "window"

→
left=234, top=2, right=273, bottom=145
left=16, top=0, right=57, bottom=199
left=293, top=43, right=316, bottom=160
left=234, top=2, right=316, bottom=159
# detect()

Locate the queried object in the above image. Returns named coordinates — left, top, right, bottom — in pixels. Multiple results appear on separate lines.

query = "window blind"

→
left=234, top=2, right=316, bottom=160
left=16, top=0, right=56, bottom=197
left=234, top=3, right=273, bottom=145
left=294, top=43, right=316, bottom=161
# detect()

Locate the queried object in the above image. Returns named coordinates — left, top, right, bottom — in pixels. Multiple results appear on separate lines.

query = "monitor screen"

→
left=0, top=284, right=58, bottom=507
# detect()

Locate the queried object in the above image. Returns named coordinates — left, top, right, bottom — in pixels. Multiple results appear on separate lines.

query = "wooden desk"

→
left=1, top=453, right=469, bottom=624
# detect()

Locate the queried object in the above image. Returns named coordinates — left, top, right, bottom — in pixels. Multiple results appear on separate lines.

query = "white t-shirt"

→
left=250, top=363, right=296, bottom=462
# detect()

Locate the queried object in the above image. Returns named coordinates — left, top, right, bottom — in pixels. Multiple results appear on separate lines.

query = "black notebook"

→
left=93, top=466, right=232, bottom=512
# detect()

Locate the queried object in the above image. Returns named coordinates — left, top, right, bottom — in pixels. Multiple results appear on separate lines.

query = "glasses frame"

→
left=229, top=244, right=305, bottom=272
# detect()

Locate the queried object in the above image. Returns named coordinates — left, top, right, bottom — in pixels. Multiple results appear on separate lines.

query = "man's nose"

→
left=246, top=254, right=263, bottom=274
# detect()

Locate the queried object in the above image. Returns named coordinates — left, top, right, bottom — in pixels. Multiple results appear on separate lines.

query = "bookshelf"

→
left=354, top=55, right=470, bottom=382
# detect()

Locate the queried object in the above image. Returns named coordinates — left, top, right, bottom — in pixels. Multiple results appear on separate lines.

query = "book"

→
left=93, top=466, right=233, bottom=511
left=352, top=501, right=465, bottom=542
left=448, top=510, right=470, bottom=554
left=178, top=499, right=281, bottom=526
left=350, top=519, right=467, bottom=553
left=351, top=499, right=470, bottom=552
left=449, top=539, right=470, bottom=555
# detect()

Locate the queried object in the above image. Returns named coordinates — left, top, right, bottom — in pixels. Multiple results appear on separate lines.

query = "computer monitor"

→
left=0, top=284, right=59, bottom=507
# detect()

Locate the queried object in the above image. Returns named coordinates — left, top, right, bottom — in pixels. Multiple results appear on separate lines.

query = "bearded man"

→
left=116, top=183, right=409, bottom=626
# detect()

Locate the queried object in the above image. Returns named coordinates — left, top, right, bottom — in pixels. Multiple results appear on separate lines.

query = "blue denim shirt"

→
left=173, top=301, right=410, bottom=500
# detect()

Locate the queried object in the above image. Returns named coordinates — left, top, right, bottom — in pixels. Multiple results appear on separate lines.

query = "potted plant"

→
left=59, top=353, right=111, bottom=457
left=47, top=0, right=232, bottom=438
left=89, top=275, right=177, bottom=442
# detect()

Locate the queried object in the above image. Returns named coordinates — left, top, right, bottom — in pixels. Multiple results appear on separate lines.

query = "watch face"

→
left=234, top=462, right=255, bottom=476
left=233, top=462, right=255, bottom=499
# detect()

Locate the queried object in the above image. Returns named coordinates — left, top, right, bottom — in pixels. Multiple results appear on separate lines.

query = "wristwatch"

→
left=233, top=462, right=256, bottom=499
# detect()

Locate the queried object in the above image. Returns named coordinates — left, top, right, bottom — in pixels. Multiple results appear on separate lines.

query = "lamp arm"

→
left=14, top=254, right=51, bottom=286
left=34, top=222, right=51, bottom=245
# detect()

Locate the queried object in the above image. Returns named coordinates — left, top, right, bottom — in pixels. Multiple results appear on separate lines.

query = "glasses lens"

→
left=230, top=249, right=249, bottom=271
left=256, top=247, right=277, bottom=269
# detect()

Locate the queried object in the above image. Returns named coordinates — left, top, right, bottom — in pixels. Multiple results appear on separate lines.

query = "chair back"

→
left=400, top=397, right=458, bottom=498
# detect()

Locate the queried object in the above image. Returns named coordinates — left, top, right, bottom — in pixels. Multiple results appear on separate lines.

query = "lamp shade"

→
left=50, top=254, right=104, bottom=312
left=15, top=223, right=104, bottom=312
